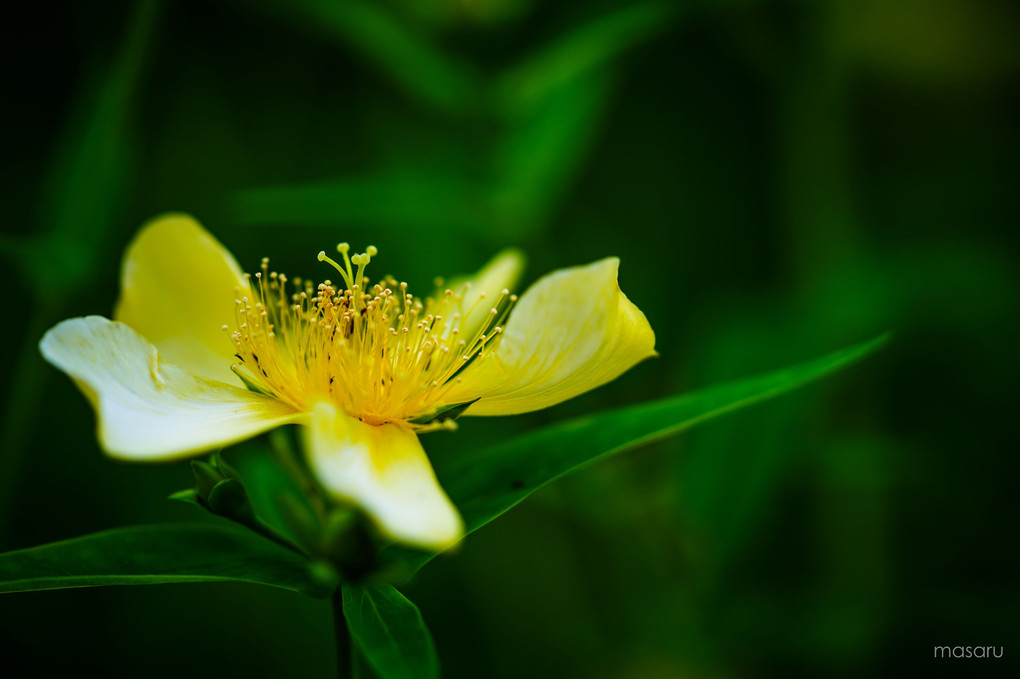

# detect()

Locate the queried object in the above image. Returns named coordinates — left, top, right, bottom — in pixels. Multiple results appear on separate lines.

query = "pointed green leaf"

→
left=343, top=583, right=439, bottom=679
left=168, top=488, right=200, bottom=506
left=385, top=334, right=889, bottom=572
left=0, top=524, right=329, bottom=597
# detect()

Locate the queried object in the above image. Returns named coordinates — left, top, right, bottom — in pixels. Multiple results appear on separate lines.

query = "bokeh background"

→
left=1, top=0, right=1017, bottom=677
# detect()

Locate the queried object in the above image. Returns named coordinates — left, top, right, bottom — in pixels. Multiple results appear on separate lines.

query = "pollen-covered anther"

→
left=227, top=245, right=516, bottom=428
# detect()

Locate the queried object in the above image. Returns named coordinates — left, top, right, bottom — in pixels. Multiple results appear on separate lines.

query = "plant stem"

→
left=249, top=517, right=310, bottom=557
left=269, top=427, right=327, bottom=519
left=332, top=587, right=353, bottom=678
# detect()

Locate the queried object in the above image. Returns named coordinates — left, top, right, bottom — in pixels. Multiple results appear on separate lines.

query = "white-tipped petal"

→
left=40, top=316, right=300, bottom=460
left=447, top=257, right=656, bottom=416
left=304, top=402, right=462, bottom=551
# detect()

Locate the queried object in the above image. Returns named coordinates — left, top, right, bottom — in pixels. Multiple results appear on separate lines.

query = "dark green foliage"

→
left=2, top=0, right=1016, bottom=676
left=0, top=524, right=328, bottom=596
left=342, top=584, right=440, bottom=679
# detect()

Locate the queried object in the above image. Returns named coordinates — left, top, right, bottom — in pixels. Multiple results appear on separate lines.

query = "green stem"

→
left=332, top=587, right=353, bottom=678
left=250, top=517, right=310, bottom=557
left=269, top=428, right=327, bottom=520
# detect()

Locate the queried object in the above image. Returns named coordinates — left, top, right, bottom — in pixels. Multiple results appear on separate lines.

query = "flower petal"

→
left=446, top=257, right=656, bottom=416
left=447, top=248, right=525, bottom=339
left=303, top=402, right=462, bottom=551
left=114, top=213, right=248, bottom=385
left=40, top=316, right=300, bottom=460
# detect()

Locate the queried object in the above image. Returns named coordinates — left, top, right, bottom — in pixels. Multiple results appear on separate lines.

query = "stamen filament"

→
left=230, top=246, right=514, bottom=428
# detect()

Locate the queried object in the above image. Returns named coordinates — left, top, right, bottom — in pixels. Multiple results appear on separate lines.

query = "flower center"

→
left=226, top=244, right=515, bottom=428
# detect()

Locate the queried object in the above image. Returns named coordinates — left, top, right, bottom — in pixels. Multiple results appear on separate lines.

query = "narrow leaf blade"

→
left=386, top=334, right=888, bottom=572
left=0, top=523, right=326, bottom=597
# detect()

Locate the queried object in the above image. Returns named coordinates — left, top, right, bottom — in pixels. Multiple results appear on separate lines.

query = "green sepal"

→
left=189, top=456, right=257, bottom=525
left=168, top=488, right=201, bottom=506
left=408, top=398, right=479, bottom=425
left=206, top=478, right=256, bottom=524
left=232, top=366, right=271, bottom=395
left=191, top=460, right=223, bottom=500
left=211, top=451, right=241, bottom=480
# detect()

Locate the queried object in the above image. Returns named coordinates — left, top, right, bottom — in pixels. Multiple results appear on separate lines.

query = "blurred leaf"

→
left=385, top=333, right=889, bottom=572
left=233, top=173, right=494, bottom=235
left=246, top=0, right=476, bottom=113
left=492, top=71, right=615, bottom=234
left=837, top=0, right=1020, bottom=84
left=343, top=583, right=439, bottom=679
left=0, top=524, right=330, bottom=597
left=496, top=1, right=676, bottom=117
left=32, top=0, right=160, bottom=289
left=0, top=0, right=160, bottom=536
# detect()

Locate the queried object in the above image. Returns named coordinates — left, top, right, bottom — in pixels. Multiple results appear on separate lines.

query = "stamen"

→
left=317, top=251, right=355, bottom=290
left=229, top=246, right=516, bottom=429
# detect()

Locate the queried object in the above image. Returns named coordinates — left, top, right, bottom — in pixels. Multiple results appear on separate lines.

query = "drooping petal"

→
left=445, top=257, right=656, bottom=416
left=40, top=316, right=300, bottom=460
left=445, top=248, right=525, bottom=339
left=303, top=402, right=462, bottom=551
left=114, top=213, right=248, bottom=385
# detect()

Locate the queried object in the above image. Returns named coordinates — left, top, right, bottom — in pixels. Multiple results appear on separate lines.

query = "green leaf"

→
left=244, top=0, right=476, bottom=113
left=385, top=334, right=889, bottom=572
left=492, top=71, right=615, bottom=235
left=496, top=1, right=677, bottom=117
left=0, top=0, right=160, bottom=536
left=232, top=173, right=494, bottom=236
left=0, top=524, right=330, bottom=597
left=343, top=584, right=439, bottom=679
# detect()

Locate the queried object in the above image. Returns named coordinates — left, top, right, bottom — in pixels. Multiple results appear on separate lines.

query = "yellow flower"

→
left=39, top=215, right=656, bottom=550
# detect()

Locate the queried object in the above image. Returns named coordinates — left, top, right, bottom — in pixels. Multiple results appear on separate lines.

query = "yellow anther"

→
left=233, top=244, right=513, bottom=430
left=318, top=250, right=355, bottom=290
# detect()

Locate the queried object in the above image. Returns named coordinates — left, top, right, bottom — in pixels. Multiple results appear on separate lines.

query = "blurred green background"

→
left=1, top=0, right=1017, bottom=676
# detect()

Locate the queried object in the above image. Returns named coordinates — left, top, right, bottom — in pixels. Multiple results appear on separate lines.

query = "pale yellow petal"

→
left=40, top=316, right=300, bottom=460
left=446, top=257, right=656, bottom=416
left=446, top=248, right=525, bottom=338
left=114, top=213, right=247, bottom=385
left=303, top=402, right=462, bottom=551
